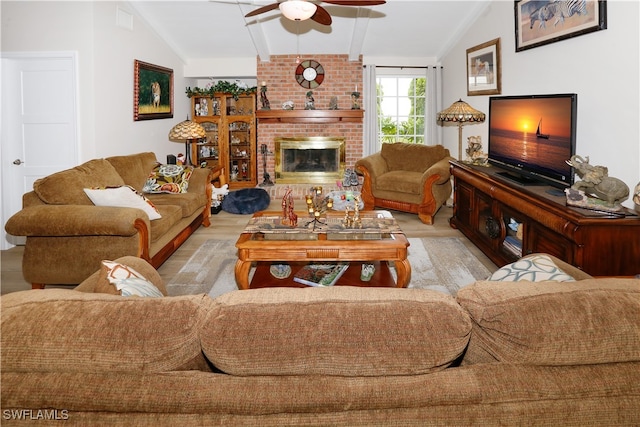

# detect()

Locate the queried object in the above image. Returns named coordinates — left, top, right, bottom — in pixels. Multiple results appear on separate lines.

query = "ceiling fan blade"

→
left=322, top=0, right=386, bottom=5
left=311, top=4, right=332, bottom=25
left=245, top=2, right=280, bottom=17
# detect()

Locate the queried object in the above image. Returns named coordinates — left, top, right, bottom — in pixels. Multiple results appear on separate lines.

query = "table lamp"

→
left=437, top=99, right=485, bottom=160
left=168, top=119, right=206, bottom=166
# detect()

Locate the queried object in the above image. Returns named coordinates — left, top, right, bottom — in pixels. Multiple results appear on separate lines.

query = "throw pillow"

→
left=96, top=260, right=163, bottom=297
left=83, top=185, right=161, bottom=220
left=143, top=163, right=193, bottom=194
left=33, top=159, right=125, bottom=205
left=488, top=254, right=575, bottom=282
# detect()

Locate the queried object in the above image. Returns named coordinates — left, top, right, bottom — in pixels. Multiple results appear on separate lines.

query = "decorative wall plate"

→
left=295, top=60, right=325, bottom=89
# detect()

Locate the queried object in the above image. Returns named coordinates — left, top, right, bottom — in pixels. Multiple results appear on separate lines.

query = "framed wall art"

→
left=515, top=0, right=607, bottom=52
left=466, top=38, right=501, bottom=96
left=134, top=60, right=174, bottom=121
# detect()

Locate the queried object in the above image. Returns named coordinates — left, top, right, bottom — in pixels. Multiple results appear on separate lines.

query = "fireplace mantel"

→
left=256, top=110, right=363, bottom=124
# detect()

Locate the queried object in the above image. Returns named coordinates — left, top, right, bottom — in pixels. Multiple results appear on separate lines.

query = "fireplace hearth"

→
left=275, top=137, right=345, bottom=184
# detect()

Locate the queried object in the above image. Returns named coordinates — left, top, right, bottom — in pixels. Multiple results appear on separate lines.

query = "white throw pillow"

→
left=488, top=254, right=576, bottom=282
left=84, top=185, right=161, bottom=220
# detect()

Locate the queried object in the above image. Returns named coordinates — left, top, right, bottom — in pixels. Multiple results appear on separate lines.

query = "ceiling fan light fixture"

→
left=279, top=0, right=317, bottom=21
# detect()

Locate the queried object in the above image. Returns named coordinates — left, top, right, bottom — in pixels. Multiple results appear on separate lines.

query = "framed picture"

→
left=466, top=38, right=501, bottom=96
left=134, top=60, right=173, bottom=121
left=515, top=0, right=607, bottom=52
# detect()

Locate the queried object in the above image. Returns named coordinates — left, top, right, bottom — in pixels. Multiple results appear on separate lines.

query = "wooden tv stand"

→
left=449, top=161, right=640, bottom=276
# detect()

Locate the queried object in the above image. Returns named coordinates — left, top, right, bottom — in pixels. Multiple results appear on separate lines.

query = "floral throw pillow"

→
left=143, top=164, right=193, bottom=194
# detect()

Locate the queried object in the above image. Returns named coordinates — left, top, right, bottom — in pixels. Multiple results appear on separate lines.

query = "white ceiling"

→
left=130, top=0, right=490, bottom=64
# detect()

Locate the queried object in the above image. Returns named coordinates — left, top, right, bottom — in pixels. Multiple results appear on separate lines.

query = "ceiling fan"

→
left=245, top=0, right=386, bottom=26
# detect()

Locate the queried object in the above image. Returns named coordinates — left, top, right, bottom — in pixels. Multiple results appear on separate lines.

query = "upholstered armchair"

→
left=355, top=143, right=454, bottom=224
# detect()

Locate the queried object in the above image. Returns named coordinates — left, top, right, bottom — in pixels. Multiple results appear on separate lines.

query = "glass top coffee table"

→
left=234, top=210, right=411, bottom=289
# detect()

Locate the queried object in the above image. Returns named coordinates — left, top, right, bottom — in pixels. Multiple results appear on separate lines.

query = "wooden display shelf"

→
left=256, top=109, right=364, bottom=124
left=250, top=261, right=394, bottom=289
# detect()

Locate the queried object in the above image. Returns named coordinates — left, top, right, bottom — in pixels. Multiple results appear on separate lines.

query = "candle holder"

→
left=304, top=186, right=333, bottom=230
left=344, top=196, right=362, bottom=228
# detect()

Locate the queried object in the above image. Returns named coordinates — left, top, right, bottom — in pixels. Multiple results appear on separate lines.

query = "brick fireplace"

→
left=257, top=54, right=363, bottom=195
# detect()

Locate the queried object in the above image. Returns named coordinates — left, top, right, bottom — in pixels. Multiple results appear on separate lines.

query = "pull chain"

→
left=296, top=20, right=301, bottom=64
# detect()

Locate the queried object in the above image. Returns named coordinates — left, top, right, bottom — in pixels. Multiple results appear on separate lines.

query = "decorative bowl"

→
left=270, top=263, right=292, bottom=279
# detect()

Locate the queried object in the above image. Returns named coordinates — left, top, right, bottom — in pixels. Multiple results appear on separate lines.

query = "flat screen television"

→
left=487, top=93, right=577, bottom=189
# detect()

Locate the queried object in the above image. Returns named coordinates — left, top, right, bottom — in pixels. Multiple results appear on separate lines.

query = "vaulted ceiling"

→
left=130, top=1, right=490, bottom=63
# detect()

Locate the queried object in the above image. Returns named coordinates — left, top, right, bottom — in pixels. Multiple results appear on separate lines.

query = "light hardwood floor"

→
left=1, top=202, right=497, bottom=295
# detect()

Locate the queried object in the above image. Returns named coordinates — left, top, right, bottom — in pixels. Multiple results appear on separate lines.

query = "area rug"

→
left=167, top=237, right=493, bottom=298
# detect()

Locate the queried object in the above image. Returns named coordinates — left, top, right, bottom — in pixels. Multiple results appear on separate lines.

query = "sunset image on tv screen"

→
left=489, top=97, right=573, bottom=176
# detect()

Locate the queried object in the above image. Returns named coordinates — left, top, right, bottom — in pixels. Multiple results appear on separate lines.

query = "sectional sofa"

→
left=1, top=255, right=638, bottom=425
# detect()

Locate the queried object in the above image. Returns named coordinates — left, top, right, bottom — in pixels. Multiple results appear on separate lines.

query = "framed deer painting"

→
left=134, top=60, right=174, bottom=121
left=466, top=38, right=501, bottom=96
left=515, top=0, right=607, bottom=52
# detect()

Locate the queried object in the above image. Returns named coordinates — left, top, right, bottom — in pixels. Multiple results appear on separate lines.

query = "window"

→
left=377, top=75, right=426, bottom=146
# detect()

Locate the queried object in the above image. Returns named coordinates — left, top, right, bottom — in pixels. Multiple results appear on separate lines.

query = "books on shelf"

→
left=293, top=263, right=349, bottom=287
left=503, top=235, right=522, bottom=257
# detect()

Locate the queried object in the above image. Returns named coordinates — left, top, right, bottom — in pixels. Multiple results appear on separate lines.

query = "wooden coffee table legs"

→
left=394, top=259, right=411, bottom=288
left=235, top=259, right=252, bottom=290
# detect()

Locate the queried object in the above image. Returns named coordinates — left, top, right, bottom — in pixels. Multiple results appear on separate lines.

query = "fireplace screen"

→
left=275, top=137, right=345, bottom=184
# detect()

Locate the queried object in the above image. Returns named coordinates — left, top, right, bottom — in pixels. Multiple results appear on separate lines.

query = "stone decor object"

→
left=566, top=155, right=629, bottom=206
left=282, top=100, right=294, bottom=110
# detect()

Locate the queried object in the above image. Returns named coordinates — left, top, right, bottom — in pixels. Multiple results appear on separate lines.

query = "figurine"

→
left=351, top=91, right=360, bottom=110
left=565, top=155, right=629, bottom=206
left=282, top=101, right=294, bottom=110
left=329, top=96, right=339, bottom=110
left=465, top=136, right=488, bottom=166
left=281, top=187, right=297, bottom=227
left=260, top=85, right=271, bottom=110
left=305, top=91, right=315, bottom=110
left=199, top=98, right=208, bottom=116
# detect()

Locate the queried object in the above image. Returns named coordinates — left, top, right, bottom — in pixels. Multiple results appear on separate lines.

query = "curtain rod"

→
left=364, top=65, right=443, bottom=69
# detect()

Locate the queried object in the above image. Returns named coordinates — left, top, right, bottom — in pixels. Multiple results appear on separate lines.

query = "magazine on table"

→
left=293, top=263, right=349, bottom=287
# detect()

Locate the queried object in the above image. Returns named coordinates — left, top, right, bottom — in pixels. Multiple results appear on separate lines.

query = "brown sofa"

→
left=4, top=153, right=212, bottom=289
left=2, top=256, right=638, bottom=426
left=356, top=142, right=454, bottom=224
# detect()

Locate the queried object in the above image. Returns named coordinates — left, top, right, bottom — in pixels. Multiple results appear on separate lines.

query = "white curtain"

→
left=363, top=64, right=378, bottom=156
left=426, top=66, right=444, bottom=146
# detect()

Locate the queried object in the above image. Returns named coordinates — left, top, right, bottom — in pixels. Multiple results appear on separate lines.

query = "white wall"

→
left=1, top=1, right=96, bottom=160
left=441, top=0, right=639, bottom=207
left=1, top=1, right=192, bottom=162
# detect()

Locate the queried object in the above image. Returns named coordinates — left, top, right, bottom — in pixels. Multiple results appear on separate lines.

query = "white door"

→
left=1, top=52, right=79, bottom=249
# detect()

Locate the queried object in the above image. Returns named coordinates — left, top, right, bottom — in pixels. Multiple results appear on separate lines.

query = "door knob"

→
left=13, top=159, right=24, bottom=165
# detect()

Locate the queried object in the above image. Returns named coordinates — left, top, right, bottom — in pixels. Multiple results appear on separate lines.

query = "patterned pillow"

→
left=143, top=164, right=193, bottom=194
left=95, top=260, right=163, bottom=297
left=83, top=185, right=161, bottom=220
left=488, top=254, right=576, bottom=282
